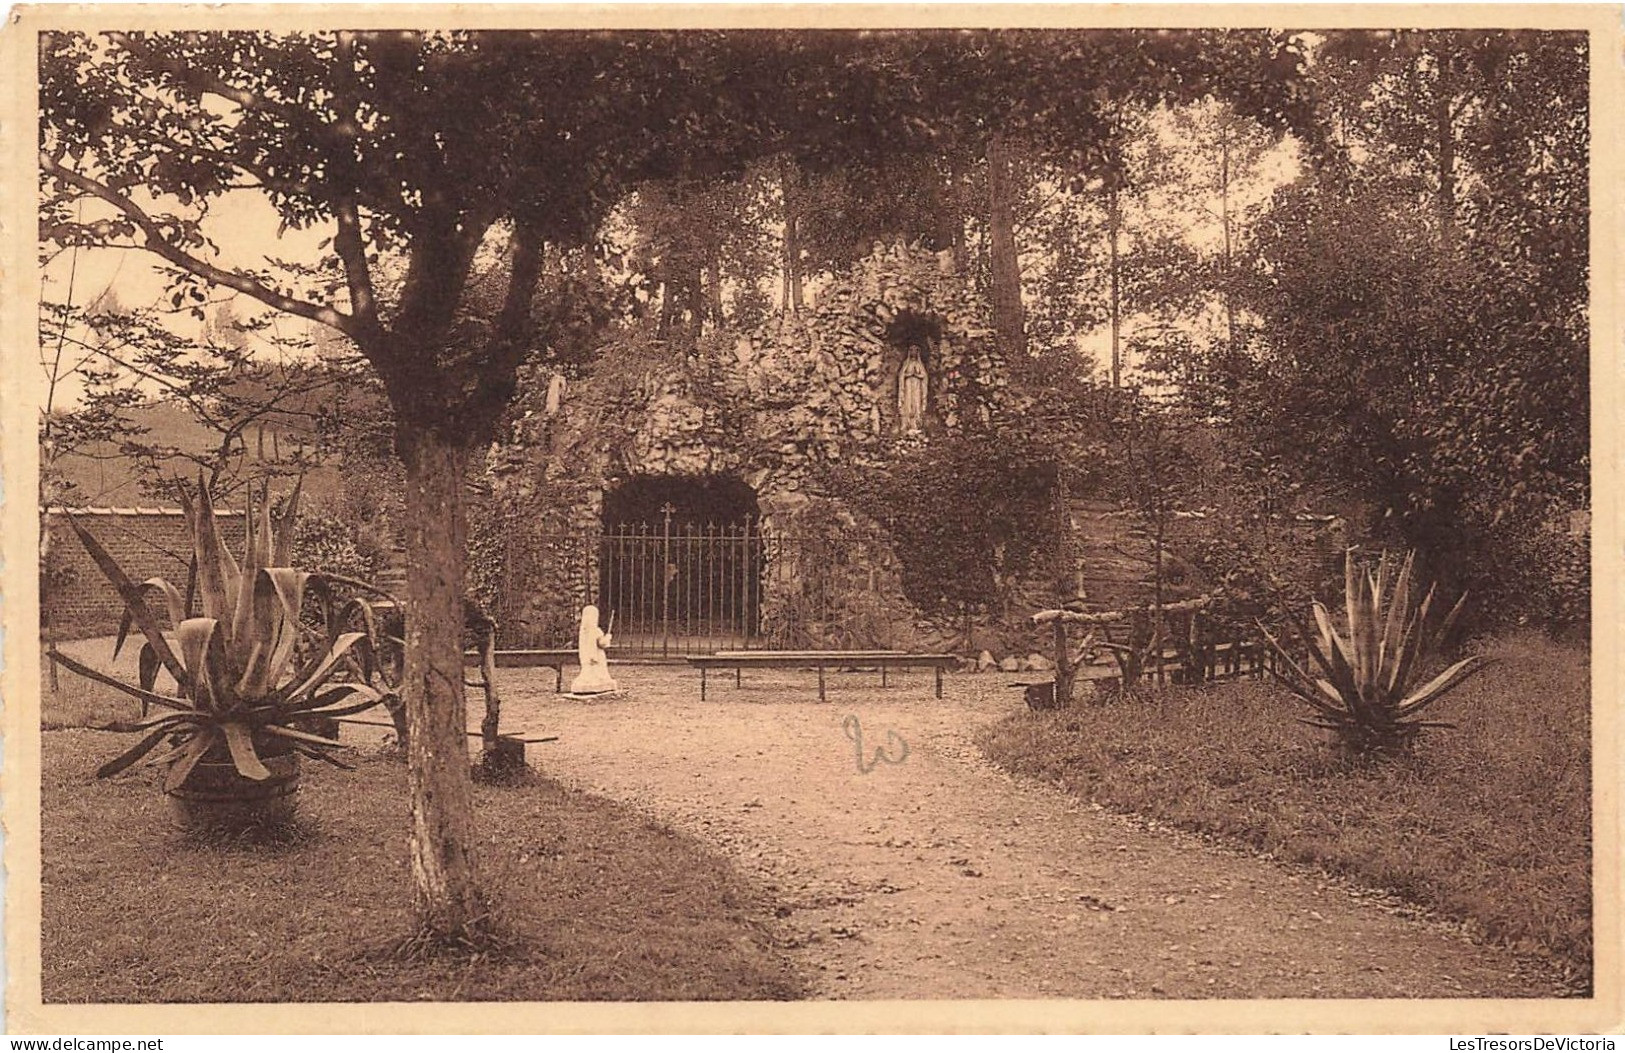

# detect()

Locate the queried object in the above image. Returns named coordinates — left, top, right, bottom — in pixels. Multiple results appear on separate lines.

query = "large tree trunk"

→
left=933, top=157, right=966, bottom=268
left=1107, top=174, right=1123, bottom=389
left=1434, top=48, right=1457, bottom=244
left=1219, top=120, right=1236, bottom=350
left=780, top=158, right=803, bottom=314
left=987, top=133, right=1027, bottom=360
left=399, top=429, right=488, bottom=939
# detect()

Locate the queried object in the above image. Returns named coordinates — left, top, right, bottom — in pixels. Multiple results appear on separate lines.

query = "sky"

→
left=40, top=186, right=334, bottom=411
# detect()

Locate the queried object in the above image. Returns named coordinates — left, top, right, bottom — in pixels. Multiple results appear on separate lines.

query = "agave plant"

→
left=50, top=479, right=395, bottom=792
left=1260, top=549, right=1492, bottom=755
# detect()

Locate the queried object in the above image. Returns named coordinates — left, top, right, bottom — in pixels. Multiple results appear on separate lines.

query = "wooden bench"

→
left=685, top=650, right=961, bottom=702
left=461, top=648, right=608, bottom=693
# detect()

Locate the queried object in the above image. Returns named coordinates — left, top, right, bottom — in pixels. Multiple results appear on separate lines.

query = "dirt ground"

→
left=481, top=663, right=1570, bottom=1001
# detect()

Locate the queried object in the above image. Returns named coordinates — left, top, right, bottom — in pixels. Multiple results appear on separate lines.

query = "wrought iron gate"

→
left=491, top=505, right=900, bottom=657
left=598, top=505, right=763, bottom=656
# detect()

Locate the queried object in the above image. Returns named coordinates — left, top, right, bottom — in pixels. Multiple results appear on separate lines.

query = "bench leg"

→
left=881, top=665, right=888, bottom=688
left=736, top=666, right=742, bottom=689
left=818, top=665, right=826, bottom=703
left=700, top=667, right=707, bottom=702
left=935, top=666, right=943, bottom=699
left=555, top=666, right=563, bottom=693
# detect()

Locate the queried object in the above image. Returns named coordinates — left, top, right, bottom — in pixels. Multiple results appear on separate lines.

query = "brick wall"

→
left=42, top=507, right=245, bottom=637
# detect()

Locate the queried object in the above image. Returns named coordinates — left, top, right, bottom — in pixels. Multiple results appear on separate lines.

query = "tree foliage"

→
left=1177, top=30, right=1589, bottom=633
left=47, top=299, right=355, bottom=501
left=840, top=430, right=1062, bottom=621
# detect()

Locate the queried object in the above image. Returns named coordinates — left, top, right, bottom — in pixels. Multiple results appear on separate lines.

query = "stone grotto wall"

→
left=485, top=241, right=1015, bottom=649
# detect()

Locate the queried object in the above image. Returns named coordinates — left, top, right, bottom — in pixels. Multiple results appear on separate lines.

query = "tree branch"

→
left=496, top=220, right=547, bottom=345
left=42, top=155, right=359, bottom=339
left=107, top=33, right=290, bottom=120
left=329, top=32, right=381, bottom=338
left=463, top=217, right=547, bottom=427
left=332, top=204, right=377, bottom=331
left=1031, top=594, right=1213, bottom=626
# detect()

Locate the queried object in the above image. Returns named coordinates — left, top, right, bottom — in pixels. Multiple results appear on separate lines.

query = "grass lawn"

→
left=979, top=632, right=1592, bottom=985
left=41, top=726, right=804, bottom=1002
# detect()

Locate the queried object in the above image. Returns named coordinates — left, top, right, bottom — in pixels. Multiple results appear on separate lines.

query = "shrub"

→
left=291, top=508, right=379, bottom=582
left=838, top=432, right=1062, bottom=620
left=1262, top=549, right=1492, bottom=756
left=51, top=481, right=394, bottom=797
left=1486, top=506, right=1590, bottom=638
left=755, top=501, right=917, bottom=650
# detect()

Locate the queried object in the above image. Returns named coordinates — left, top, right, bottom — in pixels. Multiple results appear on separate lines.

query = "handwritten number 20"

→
left=842, top=715, right=909, bottom=774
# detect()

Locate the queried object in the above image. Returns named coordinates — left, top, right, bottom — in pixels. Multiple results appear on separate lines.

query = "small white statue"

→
left=544, top=373, right=567, bottom=417
left=898, top=346, right=929, bottom=433
left=570, top=604, right=618, bottom=694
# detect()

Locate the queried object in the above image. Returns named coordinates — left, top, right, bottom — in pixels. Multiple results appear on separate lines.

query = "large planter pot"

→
left=166, top=746, right=302, bottom=832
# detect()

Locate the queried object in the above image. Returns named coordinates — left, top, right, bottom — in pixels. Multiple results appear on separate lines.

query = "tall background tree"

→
left=1221, top=30, right=1589, bottom=628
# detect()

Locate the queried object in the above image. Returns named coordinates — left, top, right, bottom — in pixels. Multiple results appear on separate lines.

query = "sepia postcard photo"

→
left=2, top=3, right=1619, bottom=1035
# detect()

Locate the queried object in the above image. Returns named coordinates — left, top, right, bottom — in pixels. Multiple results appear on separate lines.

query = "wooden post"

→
left=1194, top=612, right=1205, bottom=684
left=478, top=622, right=502, bottom=759
left=1051, top=617, right=1074, bottom=707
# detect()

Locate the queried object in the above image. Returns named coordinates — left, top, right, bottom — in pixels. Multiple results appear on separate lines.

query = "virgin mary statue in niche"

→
left=897, top=346, right=928, bottom=433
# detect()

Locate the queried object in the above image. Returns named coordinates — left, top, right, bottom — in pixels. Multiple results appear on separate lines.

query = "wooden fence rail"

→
left=1026, top=595, right=1308, bottom=707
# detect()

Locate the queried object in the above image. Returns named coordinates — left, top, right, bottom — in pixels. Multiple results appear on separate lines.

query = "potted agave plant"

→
left=50, top=479, right=396, bottom=831
left=1260, top=549, right=1493, bottom=756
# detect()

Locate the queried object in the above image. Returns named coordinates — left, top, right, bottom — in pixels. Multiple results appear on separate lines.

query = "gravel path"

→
left=494, top=664, right=1565, bottom=1000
